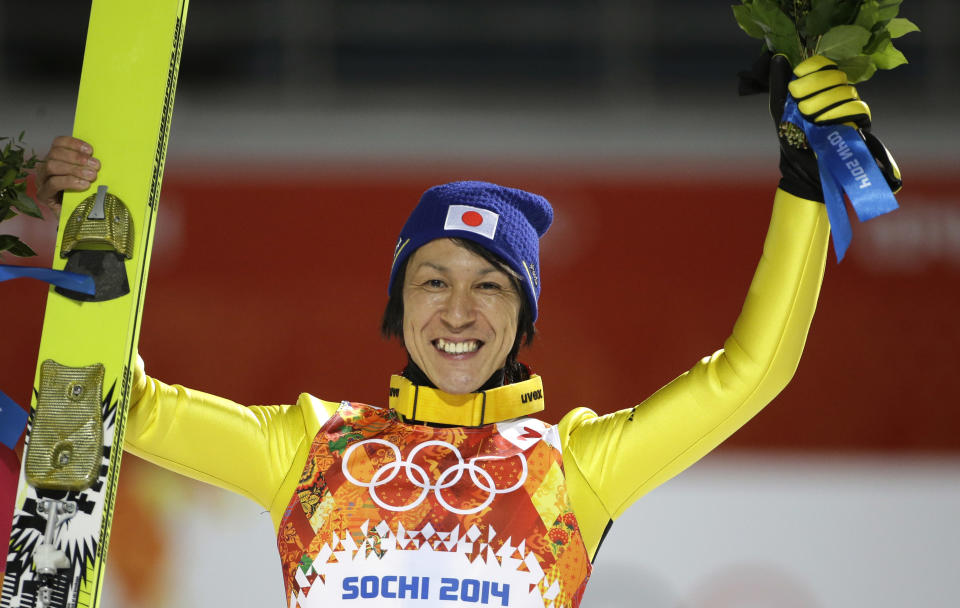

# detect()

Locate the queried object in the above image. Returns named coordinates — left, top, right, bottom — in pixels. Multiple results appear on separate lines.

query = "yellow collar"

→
left=388, top=374, right=545, bottom=426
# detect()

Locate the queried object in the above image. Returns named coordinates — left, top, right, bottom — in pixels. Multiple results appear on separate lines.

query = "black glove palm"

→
left=769, top=54, right=824, bottom=201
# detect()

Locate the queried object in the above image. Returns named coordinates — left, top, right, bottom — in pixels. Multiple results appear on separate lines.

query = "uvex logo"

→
left=520, top=389, right=543, bottom=404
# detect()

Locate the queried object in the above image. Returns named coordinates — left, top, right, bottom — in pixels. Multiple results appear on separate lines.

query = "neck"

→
left=388, top=373, right=544, bottom=426
left=402, top=359, right=505, bottom=392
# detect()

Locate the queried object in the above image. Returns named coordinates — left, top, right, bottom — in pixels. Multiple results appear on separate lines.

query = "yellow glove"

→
left=788, top=55, right=873, bottom=127
left=772, top=55, right=903, bottom=200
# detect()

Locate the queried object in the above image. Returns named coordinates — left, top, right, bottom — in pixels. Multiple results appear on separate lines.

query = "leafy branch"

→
left=733, top=0, right=919, bottom=82
left=0, top=132, right=42, bottom=258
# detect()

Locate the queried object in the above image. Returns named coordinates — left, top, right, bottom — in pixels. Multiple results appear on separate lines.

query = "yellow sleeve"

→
left=124, top=358, right=340, bottom=530
left=560, top=189, right=830, bottom=559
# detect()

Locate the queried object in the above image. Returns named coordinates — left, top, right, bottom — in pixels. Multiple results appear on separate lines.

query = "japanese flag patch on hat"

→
left=444, top=205, right=499, bottom=240
left=388, top=181, right=553, bottom=320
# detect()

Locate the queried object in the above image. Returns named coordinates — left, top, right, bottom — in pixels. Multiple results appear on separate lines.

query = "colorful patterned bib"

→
left=278, top=403, right=591, bottom=607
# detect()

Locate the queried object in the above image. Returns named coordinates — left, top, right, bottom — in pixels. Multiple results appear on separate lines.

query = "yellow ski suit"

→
left=126, top=189, right=829, bottom=562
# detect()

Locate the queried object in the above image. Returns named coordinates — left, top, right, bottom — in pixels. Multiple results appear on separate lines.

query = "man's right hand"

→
left=35, top=136, right=101, bottom=215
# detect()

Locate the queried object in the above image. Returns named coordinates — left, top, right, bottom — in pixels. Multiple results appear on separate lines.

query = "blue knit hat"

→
left=388, top=181, right=553, bottom=320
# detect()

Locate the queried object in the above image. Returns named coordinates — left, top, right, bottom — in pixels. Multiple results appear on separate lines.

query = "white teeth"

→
left=435, top=338, right=480, bottom=354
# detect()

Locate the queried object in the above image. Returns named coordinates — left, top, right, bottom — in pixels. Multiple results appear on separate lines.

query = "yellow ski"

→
left=2, top=1, right=188, bottom=606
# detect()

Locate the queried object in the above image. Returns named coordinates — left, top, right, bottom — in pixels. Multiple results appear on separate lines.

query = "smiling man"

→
left=382, top=182, right=546, bottom=401
left=400, top=238, right=522, bottom=394
left=33, top=54, right=902, bottom=607
left=127, top=174, right=824, bottom=607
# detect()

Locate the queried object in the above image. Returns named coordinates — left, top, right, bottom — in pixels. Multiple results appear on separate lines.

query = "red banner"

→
left=4, top=163, right=958, bottom=451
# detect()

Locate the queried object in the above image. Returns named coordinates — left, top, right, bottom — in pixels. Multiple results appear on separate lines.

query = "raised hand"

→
left=34, top=136, right=100, bottom=216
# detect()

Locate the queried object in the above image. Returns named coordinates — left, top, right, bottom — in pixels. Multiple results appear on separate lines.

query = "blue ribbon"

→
left=0, top=264, right=95, bottom=295
left=781, top=95, right=899, bottom=261
left=0, top=388, right=28, bottom=450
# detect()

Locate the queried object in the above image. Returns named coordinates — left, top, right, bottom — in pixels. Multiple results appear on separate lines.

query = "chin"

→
left=434, top=378, right=482, bottom=395
left=431, top=368, right=488, bottom=394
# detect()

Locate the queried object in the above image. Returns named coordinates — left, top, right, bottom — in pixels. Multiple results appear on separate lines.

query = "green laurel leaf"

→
left=836, top=55, right=878, bottom=83
left=876, top=0, right=902, bottom=22
left=886, top=17, right=920, bottom=38
left=0, top=234, right=36, bottom=257
left=817, top=24, right=872, bottom=60
left=735, top=0, right=914, bottom=83
left=751, top=0, right=797, bottom=34
left=750, top=0, right=803, bottom=65
left=806, top=0, right=861, bottom=36
left=855, top=0, right=880, bottom=30
left=0, top=169, right=15, bottom=189
left=733, top=4, right=766, bottom=39
left=0, top=131, right=42, bottom=256
left=872, top=41, right=908, bottom=69
left=14, top=191, right=43, bottom=219
left=0, top=234, right=17, bottom=253
left=864, top=29, right=891, bottom=54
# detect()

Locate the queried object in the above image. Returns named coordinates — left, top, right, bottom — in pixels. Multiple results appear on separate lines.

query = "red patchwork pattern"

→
left=277, top=403, right=591, bottom=607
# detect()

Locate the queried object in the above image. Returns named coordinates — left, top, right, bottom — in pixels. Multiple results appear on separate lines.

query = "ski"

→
left=2, top=1, right=188, bottom=607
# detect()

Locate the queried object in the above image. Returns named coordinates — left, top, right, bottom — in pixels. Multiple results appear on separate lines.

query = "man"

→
left=34, top=55, right=898, bottom=607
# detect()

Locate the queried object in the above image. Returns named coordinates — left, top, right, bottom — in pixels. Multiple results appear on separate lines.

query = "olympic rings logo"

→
left=341, top=439, right=528, bottom=515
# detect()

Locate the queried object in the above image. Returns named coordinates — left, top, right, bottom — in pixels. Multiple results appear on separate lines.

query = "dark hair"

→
left=381, top=238, right=535, bottom=383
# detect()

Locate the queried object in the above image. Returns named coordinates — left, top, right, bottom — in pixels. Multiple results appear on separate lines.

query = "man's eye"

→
left=478, top=282, right=502, bottom=291
left=425, top=279, right=446, bottom=288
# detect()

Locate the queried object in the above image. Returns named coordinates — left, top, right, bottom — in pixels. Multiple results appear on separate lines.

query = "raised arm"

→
left=562, top=188, right=828, bottom=558
left=560, top=55, right=901, bottom=560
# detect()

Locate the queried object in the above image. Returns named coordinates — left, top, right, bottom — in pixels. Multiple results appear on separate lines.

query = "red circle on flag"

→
left=462, top=211, right=483, bottom=227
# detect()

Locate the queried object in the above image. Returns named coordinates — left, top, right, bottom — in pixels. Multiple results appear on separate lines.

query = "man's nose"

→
left=441, top=287, right=476, bottom=328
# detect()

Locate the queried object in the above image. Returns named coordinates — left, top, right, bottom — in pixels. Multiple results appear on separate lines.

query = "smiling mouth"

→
left=433, top=338, right=482, bottom=355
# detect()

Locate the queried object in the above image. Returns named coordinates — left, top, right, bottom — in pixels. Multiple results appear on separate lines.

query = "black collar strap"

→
left=388, top=374, right=545, bottom=426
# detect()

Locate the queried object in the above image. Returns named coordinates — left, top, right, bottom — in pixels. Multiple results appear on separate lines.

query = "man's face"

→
left=402, top=239, right=521, bottom=394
